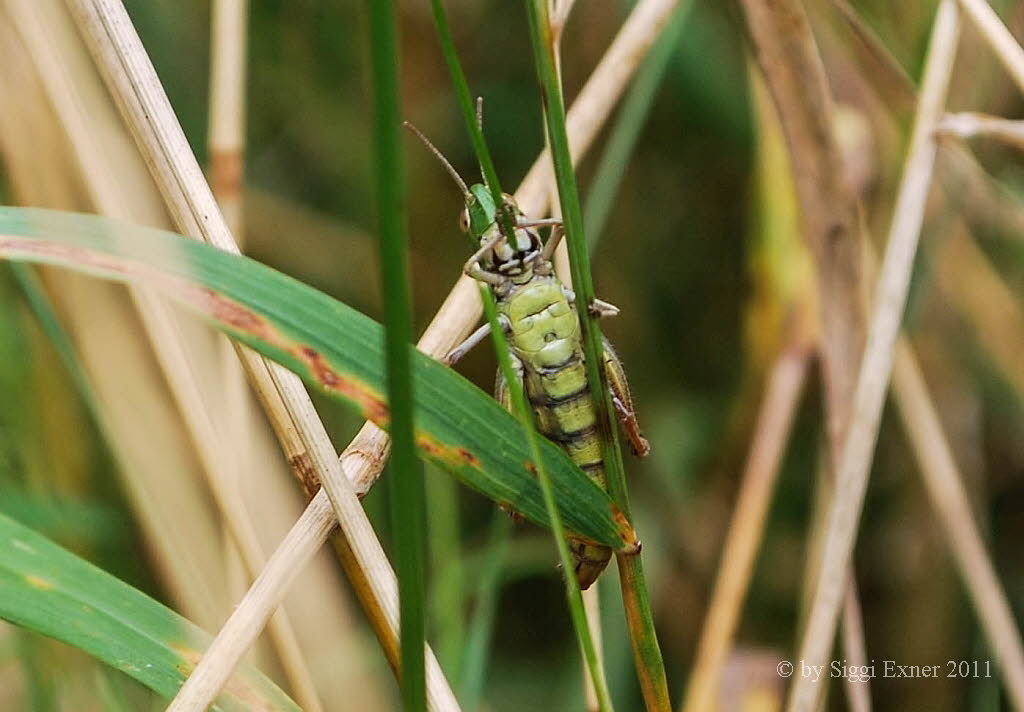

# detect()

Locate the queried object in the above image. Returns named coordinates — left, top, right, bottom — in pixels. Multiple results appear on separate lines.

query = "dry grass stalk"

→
left=737, top=0, right=875, bottom=702
left=582, top=586, right=605, bottom=712
left=786, top=2, right=961, bottom=710
left=681, top=328, right=812, bottom=712
left=891, top=339, right=1024, bottom=708
left=738, top=0, right=865, bottom=451
left=208, top=0, right=247, bottom=239
left=166, top=491, right=338, bottom=712
left=207, top=0, right=326, bottom=708
left=957, top=0, right=1024, bottom=94
left=3, top=2, right=333, bottom=703
left=63, top=1, right=459, bottom=709
left=937, top=111, right=1024, bottom=149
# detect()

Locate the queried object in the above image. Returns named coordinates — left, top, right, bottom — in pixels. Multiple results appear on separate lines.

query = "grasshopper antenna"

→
left=403, top=122, right=470, bottom=196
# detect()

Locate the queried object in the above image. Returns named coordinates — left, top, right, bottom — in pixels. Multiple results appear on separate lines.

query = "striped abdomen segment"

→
left=525, top=358, right=613, bottom=590
left=504, top=277, right=612, bottom=590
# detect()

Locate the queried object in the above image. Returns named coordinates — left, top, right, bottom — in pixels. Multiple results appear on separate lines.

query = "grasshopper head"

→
left=461, top=185, right=541, bottom=281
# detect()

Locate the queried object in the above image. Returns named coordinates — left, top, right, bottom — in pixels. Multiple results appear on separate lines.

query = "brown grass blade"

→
left=737, top=0, right=877, bottom=703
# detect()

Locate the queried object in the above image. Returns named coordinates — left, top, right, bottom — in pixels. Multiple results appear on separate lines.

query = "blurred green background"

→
left=2, top=0, right=1024, bottom=710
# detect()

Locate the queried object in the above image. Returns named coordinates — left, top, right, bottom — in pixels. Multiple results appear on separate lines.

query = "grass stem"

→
left=523, top=1, right=669, bottom=709
left=365, top=0, right=427, bottom=708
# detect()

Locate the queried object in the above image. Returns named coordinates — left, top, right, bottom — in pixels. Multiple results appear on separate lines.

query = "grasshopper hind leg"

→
left=602, top=337, right=651, bottom=457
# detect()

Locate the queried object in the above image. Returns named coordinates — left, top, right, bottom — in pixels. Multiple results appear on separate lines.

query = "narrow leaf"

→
left=0, top=512, right=299, bottom=711
left=0, top=207, right=638, bottom=552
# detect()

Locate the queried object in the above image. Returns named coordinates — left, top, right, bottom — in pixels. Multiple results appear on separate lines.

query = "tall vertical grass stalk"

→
left=366, top=1, right=426, bottom=709
left=522, top=2, right=669, bottom=710
left=786, top=2, right=960, bottom=709
left=425, top=2, right=612, bottom=707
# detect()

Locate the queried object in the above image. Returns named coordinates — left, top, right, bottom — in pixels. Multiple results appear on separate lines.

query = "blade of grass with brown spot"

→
left=0, top=206, right=638, bottom=553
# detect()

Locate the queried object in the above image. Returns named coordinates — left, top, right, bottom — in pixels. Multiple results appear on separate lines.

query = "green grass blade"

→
left=365, top=1, right=426, bottom=709
left=0, top=512, right=299, bottom=711
left=0, top=207, right=637, bottom=553
left=521, top=2, right=670, bottom=709
left=425, top=2, right=615, bottom=705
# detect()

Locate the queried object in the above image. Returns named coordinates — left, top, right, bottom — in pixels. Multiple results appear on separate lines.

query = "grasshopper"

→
left=407, top=123, right=649, bottom=589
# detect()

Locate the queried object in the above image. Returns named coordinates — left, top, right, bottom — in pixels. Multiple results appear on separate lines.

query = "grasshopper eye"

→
left=458, top=209, right=470, bottom=232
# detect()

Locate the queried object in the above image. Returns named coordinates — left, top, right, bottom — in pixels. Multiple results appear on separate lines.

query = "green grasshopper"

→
left=407, top=124, right=649, bottom=589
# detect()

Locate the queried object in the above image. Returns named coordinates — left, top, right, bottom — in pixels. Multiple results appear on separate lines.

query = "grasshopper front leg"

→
left=462, top=232, right=507, bottom=287
left=561, top=287, right=620, bottom=319
left=445, top=314, right=512, bottom=365
left=602, top=337, right=650, bottom=457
